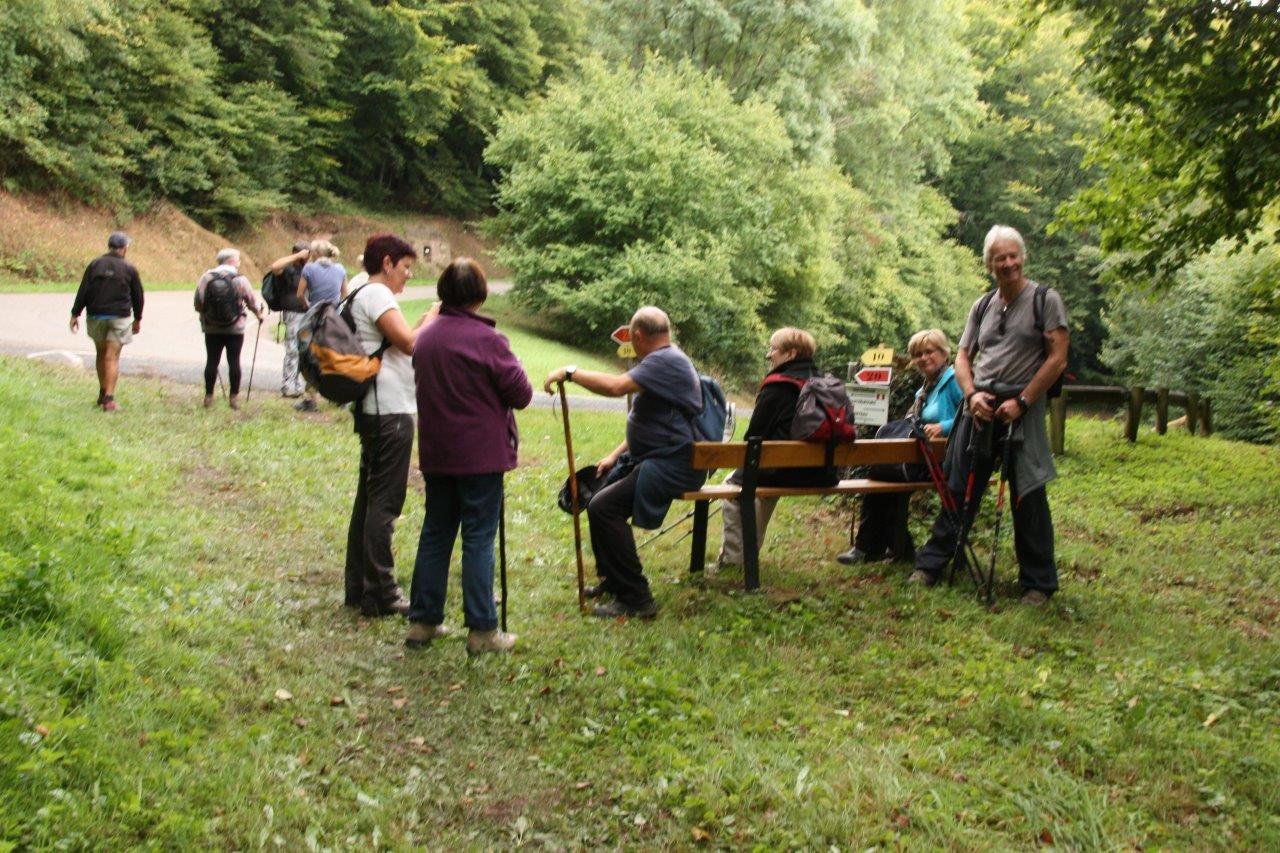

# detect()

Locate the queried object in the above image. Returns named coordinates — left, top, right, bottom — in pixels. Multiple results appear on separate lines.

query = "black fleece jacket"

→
left=746, top=357, right=834, bottom=487
left=71, top=253, right=144, bottom=320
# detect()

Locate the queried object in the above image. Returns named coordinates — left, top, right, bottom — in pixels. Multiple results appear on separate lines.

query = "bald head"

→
left=629, top=306, right=672, bottom=359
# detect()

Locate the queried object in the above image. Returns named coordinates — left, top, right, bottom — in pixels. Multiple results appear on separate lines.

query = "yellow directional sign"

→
left=860, top=345, right=894, bottom=366
left=616, top=342, right=636, bottom=359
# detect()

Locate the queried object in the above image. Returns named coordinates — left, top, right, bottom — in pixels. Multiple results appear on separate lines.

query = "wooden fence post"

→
left=1186, top=392, right=1200, bottom=435
left=1155, top=387, right=1169, bottom=435
left=1049, top=392, right=1067, bottom=455
left=1124, top=386, right=1144, bottom=442
left=1200, top=398, right=1212, bottom=436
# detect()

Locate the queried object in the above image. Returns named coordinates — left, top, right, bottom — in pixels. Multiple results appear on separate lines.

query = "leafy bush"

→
left=487, top=58, right=845, bottom=377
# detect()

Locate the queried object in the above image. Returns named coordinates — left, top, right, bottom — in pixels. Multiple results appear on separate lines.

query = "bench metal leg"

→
left=689, top=500, right=709, bottom=573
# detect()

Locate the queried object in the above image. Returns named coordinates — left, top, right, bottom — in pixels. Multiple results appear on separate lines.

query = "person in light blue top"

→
left=838, top=328, right=963, bottom=564
left=294, top=239, right=348, bottom=411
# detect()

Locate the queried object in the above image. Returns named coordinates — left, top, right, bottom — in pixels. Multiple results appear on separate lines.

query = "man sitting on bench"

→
left=544, top=307, right=707, bottom=619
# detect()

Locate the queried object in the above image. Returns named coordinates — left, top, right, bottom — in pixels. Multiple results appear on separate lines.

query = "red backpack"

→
left=761, top=373, right=857, bottom=466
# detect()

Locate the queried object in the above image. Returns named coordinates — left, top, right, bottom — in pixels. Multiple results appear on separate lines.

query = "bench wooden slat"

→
left=690, top=437, right=947, bottom=471
left=681, top=478, right=933, bottom=501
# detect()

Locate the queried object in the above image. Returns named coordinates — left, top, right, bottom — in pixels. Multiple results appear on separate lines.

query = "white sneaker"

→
left=466, top=629, right=517, bottom=655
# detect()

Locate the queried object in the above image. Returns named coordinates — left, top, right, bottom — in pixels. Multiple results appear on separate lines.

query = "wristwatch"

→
left=564, top=365, right=578, bottom=382
left=1016, top=394, right=1030, bottom=413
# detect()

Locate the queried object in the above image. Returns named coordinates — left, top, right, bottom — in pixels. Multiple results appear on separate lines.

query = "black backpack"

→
left=970, top=282, right=1064, bottom=399
left=203, top=271, right=242, bottom=326
left=261, top=270, right=285, bottom=311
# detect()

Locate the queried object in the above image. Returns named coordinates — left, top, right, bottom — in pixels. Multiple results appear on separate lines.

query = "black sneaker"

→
left=584, top=583, right=610, bottom=599
left=591, top=599, right=658, bottom=620
left=361, top=595, right=409, bottom=618
left=294, top=399, right=318, bottom=412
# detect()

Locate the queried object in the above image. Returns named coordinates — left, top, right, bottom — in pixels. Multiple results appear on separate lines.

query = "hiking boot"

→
left=584, top=583, right=610, bottom=599
left=101, top=398, right=119, bottom=412
left=591, top=599, right=659, bottom=620
left=294, top=399, right=318, bottom=412
left=1019, top=589, right=1050, bottom=607
left=405, top=622, right=452, bottom=648
left=836, top=547, right=867, bottom=566
left=203, top=394, right=215, bottom=409
left=906, top=569, right=938, bottom=587
left=361, top=595, right=409, bottom=618
left=466, top=629, right=517, bottom=655
left=229, top=394, right=241, bottom=411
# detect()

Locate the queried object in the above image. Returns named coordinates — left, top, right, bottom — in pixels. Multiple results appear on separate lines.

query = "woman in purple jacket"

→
left=406, top=259, right=533, bottom=654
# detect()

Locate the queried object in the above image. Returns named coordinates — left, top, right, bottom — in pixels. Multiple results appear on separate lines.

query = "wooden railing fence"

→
left=1049, top=385, right=1212, bottom=454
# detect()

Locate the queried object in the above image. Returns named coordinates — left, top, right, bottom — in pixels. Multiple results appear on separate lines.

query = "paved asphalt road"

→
left=0, top=282, right=626, bottom=413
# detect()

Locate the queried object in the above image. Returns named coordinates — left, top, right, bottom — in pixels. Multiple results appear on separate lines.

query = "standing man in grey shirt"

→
left=910, top=225, right=1069, bottom=605
left=70, top=231, right=144, bottom=412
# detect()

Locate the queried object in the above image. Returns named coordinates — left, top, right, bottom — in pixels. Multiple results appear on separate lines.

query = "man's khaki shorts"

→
left=86, top=316, right=134, bottom=345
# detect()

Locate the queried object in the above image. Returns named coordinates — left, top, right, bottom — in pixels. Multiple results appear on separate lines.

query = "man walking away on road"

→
left=267, top=240, right=312, bottom=398
left=544, top=307, right=708, bottom=619
left=194, top=249, right=265, bottom=410
left=294, top=239, right=347, bottom=412
left=70, top=231, right=144, bottom=412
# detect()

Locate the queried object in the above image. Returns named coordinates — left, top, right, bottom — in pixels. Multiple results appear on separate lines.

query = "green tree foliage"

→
left=943, top=2, right=1111, bottom=379
left=1043, top=0, right=1280, bottom=281
left=487, top=59, right=846, bottom=374
left=0, top=0, right=582, bottom=223
left=1102, top=233, right=1280, bottom=443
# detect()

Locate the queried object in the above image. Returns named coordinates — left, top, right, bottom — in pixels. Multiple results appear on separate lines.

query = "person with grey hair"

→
left=194, top=248, right=265, bottom=410
left=266, top=240, right=313, bottom=398
left=70, top=231, right=144, bottom=412
left=543, top=306, right=708, bottom=619
left=294, top=239, right=347, bottom=411
left=909, top=225, right=1069, bottom=605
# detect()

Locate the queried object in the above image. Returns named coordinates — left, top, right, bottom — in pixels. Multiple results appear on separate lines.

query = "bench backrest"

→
left=689, top=438, right=947, bottom=471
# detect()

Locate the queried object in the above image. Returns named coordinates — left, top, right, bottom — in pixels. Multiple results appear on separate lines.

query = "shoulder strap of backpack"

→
left=760, top=374, right=806, bottom=391
left=339, top=282, right=392, bottom=351
left=1033, top=282, right=1046, bottom=334
left=968, top=287, right=999, bottom=363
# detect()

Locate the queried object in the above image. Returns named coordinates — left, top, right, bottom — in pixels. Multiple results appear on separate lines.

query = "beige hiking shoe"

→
left=405, top=622, right=452, bottom=649
left=203, top=394, right=215, bottom=409
left=466, top=629, right=517, bottom=655
left=1019, top=590, right=1050, bottom=607
left=229, top=394, right=241, bottom=410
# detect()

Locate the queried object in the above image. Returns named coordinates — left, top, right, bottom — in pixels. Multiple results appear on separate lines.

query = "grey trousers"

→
left=281, top=310, right=304, bottom=396
left=717, top=469, right=779, bottom=568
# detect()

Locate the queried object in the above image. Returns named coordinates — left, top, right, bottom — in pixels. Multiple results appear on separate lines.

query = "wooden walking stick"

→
left=557, top=382, right=587, bottom=612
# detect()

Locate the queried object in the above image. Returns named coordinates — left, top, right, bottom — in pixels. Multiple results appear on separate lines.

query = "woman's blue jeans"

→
left=408, top=472, right=503, bottom=631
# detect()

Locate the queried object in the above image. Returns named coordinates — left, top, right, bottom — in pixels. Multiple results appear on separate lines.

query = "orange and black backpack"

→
left=296, top=285, right=389, bottom=404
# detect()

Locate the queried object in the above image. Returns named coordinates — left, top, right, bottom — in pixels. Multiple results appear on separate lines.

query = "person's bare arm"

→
left=543, top=367, right=639, bottom=396
left=374, top=307, right=415, bottom=356
left=597, top=440, right=629, bottom=477
left=955, top=347, right=997, bottom=421
left=269, top=249, right=308, bottom=274
left=296, top=274, right=309, bottom=310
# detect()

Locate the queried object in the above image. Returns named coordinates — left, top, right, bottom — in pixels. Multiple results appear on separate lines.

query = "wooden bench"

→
left=682, top=437, right=948, bottom=591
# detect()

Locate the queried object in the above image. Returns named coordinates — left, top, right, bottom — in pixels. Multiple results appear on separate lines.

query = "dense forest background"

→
left=0, top=0, right=1276, bottom=440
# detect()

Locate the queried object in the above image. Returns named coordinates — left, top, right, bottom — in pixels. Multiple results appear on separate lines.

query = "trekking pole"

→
left=947, top=423, right=986, bottom=589
left=499, top=484, right=508, bottom=633
left=557, top=382, right=587, bottom=612
left=246, top=316, right=262, bottom=403
left=910, top=418, right=981, bottom=576
left=984, top=428, right=1016, bottom=605
left=638, top=504, right=722, bottom=550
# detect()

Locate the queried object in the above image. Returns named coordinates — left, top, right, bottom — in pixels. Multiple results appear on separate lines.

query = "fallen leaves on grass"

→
left=293, top=717, right=308, bottom=729
left=330, top=696, right=345, bottom=707
left=1202, top=707, right=1228, bottom=728
left=691, top=826, right=711, bottom=843
left=392, top=698, right=408, bottom=710
left=274, top=689, right=293, bottom=702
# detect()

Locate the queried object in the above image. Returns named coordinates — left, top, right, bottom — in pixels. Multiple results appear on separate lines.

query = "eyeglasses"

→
left=913, top=348, right=941, bottom=360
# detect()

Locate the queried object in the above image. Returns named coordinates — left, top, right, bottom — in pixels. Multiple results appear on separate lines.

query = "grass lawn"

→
left=1, top=357, right=1277, bottom=848
left=0, top=276, right=196, bottom=293
left=400, top=294, right=624, bottom=381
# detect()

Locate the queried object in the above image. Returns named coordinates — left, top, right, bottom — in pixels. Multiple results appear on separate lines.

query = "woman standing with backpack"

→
left=343, top=235, right=435, bottom=617
left=294, top=240, right=348, bottom=412
left=194, top=248, right=265, bottom=410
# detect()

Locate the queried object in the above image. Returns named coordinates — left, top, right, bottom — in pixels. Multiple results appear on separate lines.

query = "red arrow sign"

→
left=610, top=325, right=631, bottom=344
left=854, top=367, right=892, bottom=385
